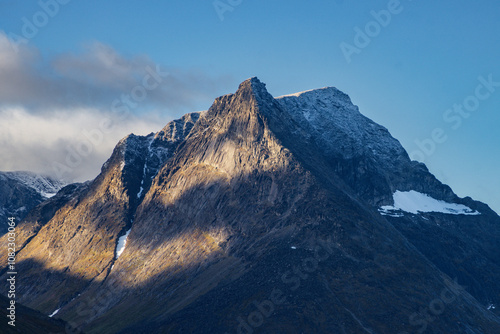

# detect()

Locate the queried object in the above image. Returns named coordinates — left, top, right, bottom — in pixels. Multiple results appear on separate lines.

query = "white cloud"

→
left=0, top=107, right=163, bottom=182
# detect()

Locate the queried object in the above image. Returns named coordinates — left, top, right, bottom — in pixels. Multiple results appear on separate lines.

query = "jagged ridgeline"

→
left=1, top=78, right=499, bottom=333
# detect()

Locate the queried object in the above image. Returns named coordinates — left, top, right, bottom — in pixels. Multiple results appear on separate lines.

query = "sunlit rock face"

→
left=1, top=78, right=499, bottom=334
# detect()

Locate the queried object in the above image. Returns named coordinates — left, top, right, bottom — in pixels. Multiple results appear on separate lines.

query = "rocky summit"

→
left=1, top=77, right=499, bottom=333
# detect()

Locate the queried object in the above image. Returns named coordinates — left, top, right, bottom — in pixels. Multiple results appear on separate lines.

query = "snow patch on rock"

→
left=48, top=308, right=60, bottom=317
left=137, top=137, right=154, bottom=199
left=116, top=228, right=131, bottom=259
left=379, top=190, right=480, bottom=216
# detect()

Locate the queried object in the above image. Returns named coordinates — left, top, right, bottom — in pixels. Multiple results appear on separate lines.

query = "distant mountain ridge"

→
left=0, top=171, right=66, bottom=235
left=1, top=78, right=499, bottom=333
left=4, top=171, right=66, bottom=198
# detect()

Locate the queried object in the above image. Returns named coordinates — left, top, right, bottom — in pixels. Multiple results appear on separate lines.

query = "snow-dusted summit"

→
left=0, top=171, right=67, bottom=235
left=276, top=86, right=407, bottom=162
left=4, top=171, right=66, bottom=198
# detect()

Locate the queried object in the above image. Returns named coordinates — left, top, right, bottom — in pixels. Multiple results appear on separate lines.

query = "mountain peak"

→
left=234, top=77, right=262, bottom=96
left=277, top=86, right=354, bottom=107
left=238, top=76, right=263, bottom=89
left=233, top=77, right=275, bottom=107
left=2, top=171, right=66, bottom=198
left=4, top=78, right=500, bottom=334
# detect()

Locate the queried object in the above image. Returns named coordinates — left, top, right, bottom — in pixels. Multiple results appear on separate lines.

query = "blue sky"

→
left=0, top=0, right=499, bottom=213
